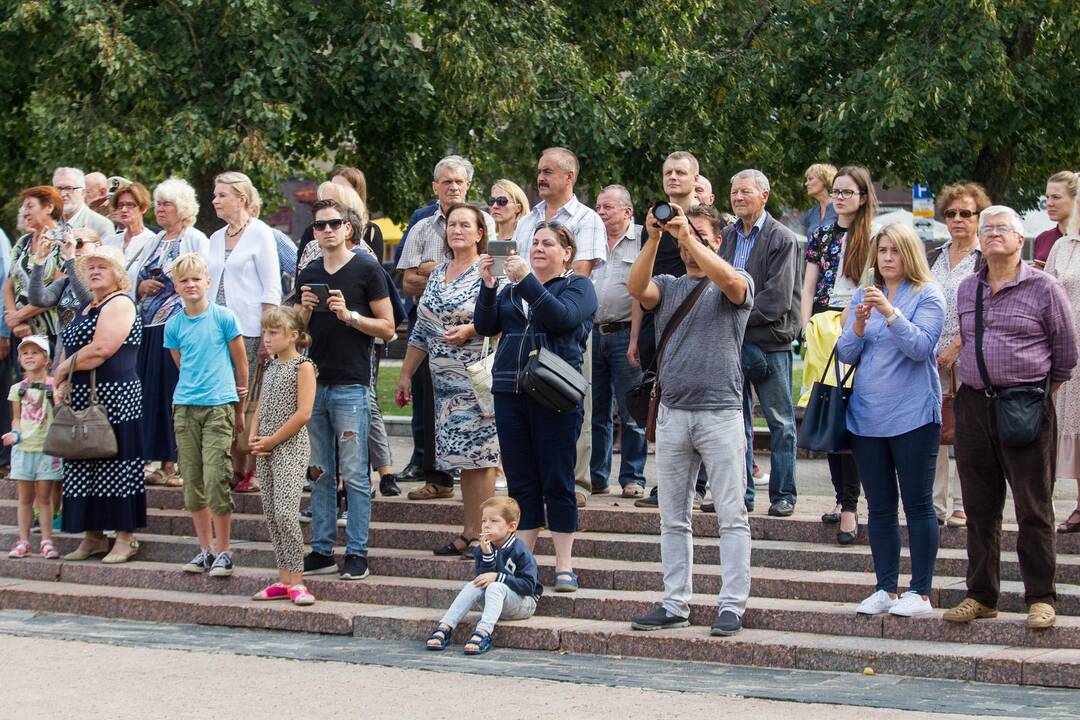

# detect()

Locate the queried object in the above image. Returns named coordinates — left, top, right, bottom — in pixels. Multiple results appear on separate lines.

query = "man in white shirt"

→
left=53, top=166, right=114, bottom=239
left=511, top=147, right=607, bottom=506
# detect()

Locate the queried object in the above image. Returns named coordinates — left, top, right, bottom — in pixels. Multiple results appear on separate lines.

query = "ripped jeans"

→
left=308, top=383, right=371, bottom=558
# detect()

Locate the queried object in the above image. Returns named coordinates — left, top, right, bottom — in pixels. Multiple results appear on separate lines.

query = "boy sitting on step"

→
left=425, top=497, right=542, bottom=655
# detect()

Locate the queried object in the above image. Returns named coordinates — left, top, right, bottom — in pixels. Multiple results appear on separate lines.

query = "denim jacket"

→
left=473, top=272, right=597, bottom=394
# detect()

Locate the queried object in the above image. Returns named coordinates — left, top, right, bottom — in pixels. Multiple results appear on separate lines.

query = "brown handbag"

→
left=236, top=360, right=264, bottom=453
left=43, top=351, right=118, bottom=460
left=940, top=367, right=957, bottom=446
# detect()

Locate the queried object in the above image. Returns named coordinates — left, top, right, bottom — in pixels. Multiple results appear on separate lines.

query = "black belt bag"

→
left=521, top=347, right=587, bottom=414
left=975, top=284, right=1050, bottom=447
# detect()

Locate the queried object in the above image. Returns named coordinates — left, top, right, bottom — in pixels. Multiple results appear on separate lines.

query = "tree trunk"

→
left=192, top=167, right=222, bottom=237
left=971, top=144, right=1014, bottom=203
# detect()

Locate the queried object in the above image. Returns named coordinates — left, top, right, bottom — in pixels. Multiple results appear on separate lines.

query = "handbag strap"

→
left=58, top=349, right=99, bottom=405
left=974, top=282, right=994, bottom=394
left=819, top=344, right=857, bottom=387
left=651, top=277, right=709, bottom=375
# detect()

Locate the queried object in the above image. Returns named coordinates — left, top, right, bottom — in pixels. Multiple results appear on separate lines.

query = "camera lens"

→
left=652, top=201, right=674, bottom=223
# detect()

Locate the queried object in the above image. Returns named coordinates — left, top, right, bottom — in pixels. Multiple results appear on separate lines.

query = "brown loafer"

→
left=1057, top=508, right=1080, bottom=534
left=943, top=598, right=998, bottom=623
left=407, top=483, right=454, bottom=501
left=1027, top=603, right=1056, bottom=629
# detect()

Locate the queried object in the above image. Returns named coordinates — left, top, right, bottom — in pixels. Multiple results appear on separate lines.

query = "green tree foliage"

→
left=0, top=0, right=1076, bottom=234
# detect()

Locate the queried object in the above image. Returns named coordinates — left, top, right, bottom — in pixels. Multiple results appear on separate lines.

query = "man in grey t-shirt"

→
left=627, top=203, right=754, bottom=637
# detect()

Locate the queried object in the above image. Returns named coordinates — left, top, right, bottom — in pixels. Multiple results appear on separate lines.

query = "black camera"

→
left=651, top=201, right=674, bottom=223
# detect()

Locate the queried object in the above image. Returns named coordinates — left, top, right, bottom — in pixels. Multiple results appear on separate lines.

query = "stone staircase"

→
left=1, top=483, right=1078, bottom=688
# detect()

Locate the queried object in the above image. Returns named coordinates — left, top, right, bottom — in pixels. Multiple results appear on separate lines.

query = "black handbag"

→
left=796, top=345, right=857, bottom=453
left=974, top=284, right=1050, bottom=447
left=627, top=278, right=709, bottom=439
left=521, top=346, right=588, bottom=413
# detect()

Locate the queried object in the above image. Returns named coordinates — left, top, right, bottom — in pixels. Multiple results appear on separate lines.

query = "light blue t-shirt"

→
left=164, top=303, right=242, bottom=406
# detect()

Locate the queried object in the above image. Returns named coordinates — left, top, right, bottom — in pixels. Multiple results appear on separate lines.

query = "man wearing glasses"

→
left=52, top=167, right=114, bottom=240
left=944, top=206, right=1077, bottom=630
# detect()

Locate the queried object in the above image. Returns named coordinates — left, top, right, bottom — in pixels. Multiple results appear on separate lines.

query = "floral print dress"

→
left=409, top=261, right=500, bottom=471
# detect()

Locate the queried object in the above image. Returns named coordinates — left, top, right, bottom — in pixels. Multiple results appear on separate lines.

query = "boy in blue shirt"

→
left=425, top=496, right=542, bottom=655
left=164, top=254, right=249, bottom=578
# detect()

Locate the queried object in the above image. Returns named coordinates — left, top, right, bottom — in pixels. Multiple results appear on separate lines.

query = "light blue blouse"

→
left=836, top=281, right=946, bottom=437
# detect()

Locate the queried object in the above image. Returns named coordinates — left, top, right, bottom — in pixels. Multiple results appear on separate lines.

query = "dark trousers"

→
left=827, top=453, right=860, bottom=512
left=495, top=393, right=582, bottom=533
left=850, top=423, right=941, bottom=596
left=414, top=356, right=452, bottom=488
left=954, top=386, right=1057, bottom=607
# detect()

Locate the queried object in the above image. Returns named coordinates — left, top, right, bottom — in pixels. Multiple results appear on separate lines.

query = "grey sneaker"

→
left=208, top=551, right=234, bottom=577
left=182, top=548, right=215, bottom=574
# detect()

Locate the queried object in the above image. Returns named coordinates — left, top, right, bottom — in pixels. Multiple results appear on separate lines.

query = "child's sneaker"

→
left=182, top=548, right=215, bottom=574
left=208, top=551, right=234, bottom=577
left=39, top=540, right=60, bottom=560
left=52, top=513, right=62, bottom=532
left=252, top=583, right=290, bottom=601
left=288, top=585, right=316, bottom=606
left=8, top=540, right=31, bottom=558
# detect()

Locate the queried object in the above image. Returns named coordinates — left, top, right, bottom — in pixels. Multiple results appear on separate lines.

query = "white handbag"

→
left=467, top=336, right=496, bottom=418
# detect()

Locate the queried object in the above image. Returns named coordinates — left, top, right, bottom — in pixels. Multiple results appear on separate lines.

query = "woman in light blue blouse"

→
left=836, top=223, right=945, bottom=619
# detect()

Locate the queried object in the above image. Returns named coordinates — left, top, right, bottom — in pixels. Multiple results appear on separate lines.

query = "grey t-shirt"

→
left=653, top=271, right=755, bottom=411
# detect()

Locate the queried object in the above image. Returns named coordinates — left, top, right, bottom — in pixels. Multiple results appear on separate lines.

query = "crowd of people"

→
left=1, top=153, right=1079, bottom=654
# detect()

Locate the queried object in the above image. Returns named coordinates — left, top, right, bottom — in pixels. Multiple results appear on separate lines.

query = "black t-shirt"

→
left=638, top=225, right=686, bottom=278
left=298, top=254, right=389, bottom=386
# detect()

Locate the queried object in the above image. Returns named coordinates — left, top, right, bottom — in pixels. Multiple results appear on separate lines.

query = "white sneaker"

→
left=753, top=472, right=770, bottom=488
left=856, top=589, right=897, bottom=615
left=889, top=591, right=933, bottom=617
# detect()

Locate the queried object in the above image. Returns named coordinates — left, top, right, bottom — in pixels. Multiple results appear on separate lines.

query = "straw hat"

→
left=75, top=243, right=131, bottom=293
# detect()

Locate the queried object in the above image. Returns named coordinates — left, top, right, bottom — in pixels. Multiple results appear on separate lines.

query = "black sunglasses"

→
left=534, top=220, right=563, bottom=231
left=75, top=238, right=100, bottom=249
left=313, top=218, right=346, bottom=231
left=944, top=209, right=978, bottom=219
left=487, top=196, right=510, bottom=207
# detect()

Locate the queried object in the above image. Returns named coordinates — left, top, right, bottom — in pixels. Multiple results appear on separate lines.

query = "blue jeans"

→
left=590, top=328, right=647, bottom=489
left=308, top=383, right=371, bottom=557
left=850, top=422, right=940, bottom=596
left=743, top=350, right=797, bottom=507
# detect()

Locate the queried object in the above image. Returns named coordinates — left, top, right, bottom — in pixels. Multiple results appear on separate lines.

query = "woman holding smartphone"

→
left=5, top=186, right=66, bottom=345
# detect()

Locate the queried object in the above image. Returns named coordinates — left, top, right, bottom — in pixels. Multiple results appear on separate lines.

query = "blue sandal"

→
left=554, top=571, right=579, bottom=593
left=463, top=631, right=493, bottom=655
left=426, top=624, right=451, bottom=651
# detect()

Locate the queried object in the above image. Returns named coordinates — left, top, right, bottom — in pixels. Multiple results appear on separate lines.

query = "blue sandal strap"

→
left=463, top=631, right=492, bottom=655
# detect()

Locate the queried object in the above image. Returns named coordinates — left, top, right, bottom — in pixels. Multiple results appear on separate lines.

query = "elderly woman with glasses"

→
left=29, top=228, right=100, bottom=353
left=925, top=182, right=991, bottom=529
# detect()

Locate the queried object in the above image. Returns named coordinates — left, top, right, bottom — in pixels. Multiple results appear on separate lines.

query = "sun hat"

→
left=75, top=243, right=131, bottom=293
left=17, top=335, right=51, bottom=358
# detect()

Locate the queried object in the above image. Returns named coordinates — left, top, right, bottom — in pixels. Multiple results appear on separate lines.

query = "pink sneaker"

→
left=39, top=540, right=60, bottom=560
left=288, top=585, right=316, bottom=606
left=252, top=583, right=290, bottom=601
left=8, top=540, right=31, bottom=558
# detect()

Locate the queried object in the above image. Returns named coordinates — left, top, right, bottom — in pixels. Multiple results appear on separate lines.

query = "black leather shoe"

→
left=710, top=610, right=742, bottom=636
left=837, top=515, right=859, bottom=545
left=768, top=499, right=795, bottom=517
left=380, top=475, right=401, bottom=497
left=821, top=512, right=841, bottom=524
left=396, top=463, right=423, bottom=482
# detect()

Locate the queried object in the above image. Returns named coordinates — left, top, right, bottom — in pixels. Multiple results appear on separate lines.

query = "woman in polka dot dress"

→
left=53, top=245, right=146, bottom=564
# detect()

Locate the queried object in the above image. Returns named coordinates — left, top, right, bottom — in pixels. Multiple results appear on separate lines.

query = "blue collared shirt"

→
left=732, top=212, right=767, bottom=270
left=803, top=203, right=838, bottom=238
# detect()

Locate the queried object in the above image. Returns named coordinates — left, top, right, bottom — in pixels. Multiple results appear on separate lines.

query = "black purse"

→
left=521, top=346, right=588, bottom=414
left=796, top=345, right=857, bottom=453
left=974, top=284, right=1050, bottom=447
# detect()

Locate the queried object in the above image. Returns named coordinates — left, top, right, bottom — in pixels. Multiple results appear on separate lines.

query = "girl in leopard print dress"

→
left=248, top=307, right=317, bottom=605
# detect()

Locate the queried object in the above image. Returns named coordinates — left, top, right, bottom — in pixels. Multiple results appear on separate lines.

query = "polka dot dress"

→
left=61, top=294, right=147, bottom=534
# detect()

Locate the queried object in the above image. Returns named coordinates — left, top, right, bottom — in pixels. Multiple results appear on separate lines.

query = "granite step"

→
left=7, top=483, right=1077, bottom=555
left=1, top=577, right=1078, bottom=687
left=3, top=502, right=1078, bottom=585
left=3, top=556, right=1079, bottom=650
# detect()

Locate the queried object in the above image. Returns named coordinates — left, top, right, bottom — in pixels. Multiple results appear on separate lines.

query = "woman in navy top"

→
left=836, top=223, right=945, bottom=619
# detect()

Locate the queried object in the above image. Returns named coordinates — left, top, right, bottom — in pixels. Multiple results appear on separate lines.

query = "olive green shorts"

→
left=173, top=404, right=236, bottom=515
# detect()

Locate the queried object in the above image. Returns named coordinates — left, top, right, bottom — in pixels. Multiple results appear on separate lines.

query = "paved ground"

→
left=2, top=611, right=1077, bottom=719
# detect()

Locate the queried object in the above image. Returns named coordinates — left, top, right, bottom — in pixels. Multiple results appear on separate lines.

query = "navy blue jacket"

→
left=473, top=273, right=597, bottom=394
left=474, top=533, right=543, bottom=600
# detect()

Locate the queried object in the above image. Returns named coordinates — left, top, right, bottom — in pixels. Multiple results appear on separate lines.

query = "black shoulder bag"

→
left=796, top=345, right=857, bottom=453
left=974, top=283, right=1051, bottom=447
left=518, top=281, right=589, bottom=414
left=626, top=278, right=709, bottom=441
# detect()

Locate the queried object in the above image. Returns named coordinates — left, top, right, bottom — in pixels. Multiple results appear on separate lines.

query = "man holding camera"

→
left=397, top=155, right=496, bottom=502
left=590, top=185, right=647, bottom=497
left=511, top=147, right=606, bottom=506
left=720, top=169, right=801, bottom=517
left=628, top=203, right=754, bottom=636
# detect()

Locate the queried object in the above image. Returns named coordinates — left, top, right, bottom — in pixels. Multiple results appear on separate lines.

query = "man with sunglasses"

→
left=52, top=167, right=114, bottom=240
left=396, top=155, right=496, bottom=502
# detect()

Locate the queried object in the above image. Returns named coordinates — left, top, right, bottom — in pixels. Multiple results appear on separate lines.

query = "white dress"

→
left=1044, top=236, right=1080, bottom=479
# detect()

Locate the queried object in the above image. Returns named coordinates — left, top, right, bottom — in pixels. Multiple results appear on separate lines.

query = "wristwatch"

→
left=886, top=308, right=902, bottom=326
left=349, top=310, right=361, bottom=327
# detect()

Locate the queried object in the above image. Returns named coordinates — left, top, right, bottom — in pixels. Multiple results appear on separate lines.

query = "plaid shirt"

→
left=956, top=261, right=1078, bottom=389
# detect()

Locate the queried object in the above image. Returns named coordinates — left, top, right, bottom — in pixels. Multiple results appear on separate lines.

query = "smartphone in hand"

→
left=304, top=283, right=332, bottom=312
left=487, top=240, right=516, bottom=277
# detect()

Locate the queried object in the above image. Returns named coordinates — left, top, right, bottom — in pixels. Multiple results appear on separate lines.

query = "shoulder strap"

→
left=974, top=281, right=994, bottom=393
left=651, top=277, right=709, bottom=373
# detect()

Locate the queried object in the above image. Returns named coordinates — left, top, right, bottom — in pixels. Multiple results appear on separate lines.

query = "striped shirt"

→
left=512, top=196, right=607, bottom=268
left=732, top=211, right=766, bottom=270
left=956, top=262, right=1078, bottom=389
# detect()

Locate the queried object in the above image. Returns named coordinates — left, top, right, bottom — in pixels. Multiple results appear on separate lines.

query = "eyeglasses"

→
left=75, top=238, right=101, bottom=249
left=115, top=201, right=140, bottom=211
left=828, top=189, right=862, bottom=200
left=944, top=209, right=978, bottom=219
left=313, top=218, right=345, bottom=231
left=979, top=225, right=1015, bottom=237
left=487, top=196, right=510, bottom=207
left=56, top=186, right=84, bottom=193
